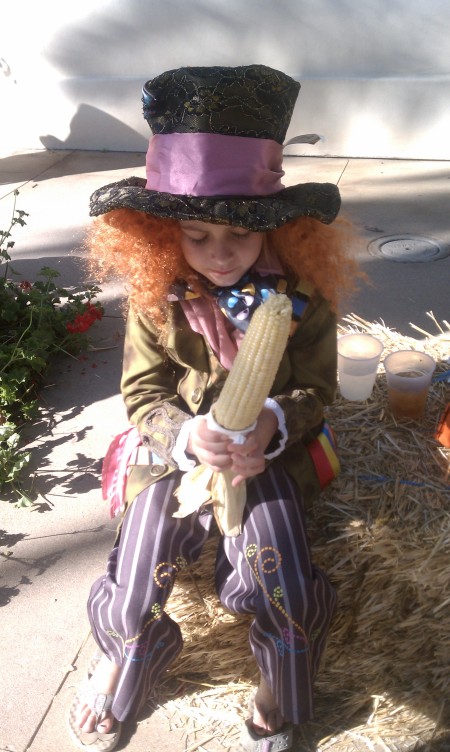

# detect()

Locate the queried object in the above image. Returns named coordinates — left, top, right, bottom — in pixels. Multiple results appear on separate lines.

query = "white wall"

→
left=2, top=0, right=450, bottom=159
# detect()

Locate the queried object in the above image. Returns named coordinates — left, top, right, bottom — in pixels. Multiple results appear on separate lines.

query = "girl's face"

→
left=179, top=220, right=263, bottom=286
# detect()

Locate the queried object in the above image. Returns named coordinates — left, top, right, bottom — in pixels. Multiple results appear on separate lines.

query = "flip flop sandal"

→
left=68, top=685, right=122, bottom=752
left=238, top=721, right=293, bottom=752
left=239, top=693, right=293, bottom=752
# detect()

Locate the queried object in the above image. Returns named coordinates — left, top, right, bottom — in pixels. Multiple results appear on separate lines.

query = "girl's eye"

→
left=232, top=231, right=250, bottom=240
left=185, top=234, right=207, bottom=245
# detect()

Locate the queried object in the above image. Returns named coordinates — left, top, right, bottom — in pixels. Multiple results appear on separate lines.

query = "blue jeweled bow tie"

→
left=170, top=272, right=310, bottom=332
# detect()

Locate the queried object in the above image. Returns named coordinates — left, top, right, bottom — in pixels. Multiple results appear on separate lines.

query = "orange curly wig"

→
left=87, top=208, right=359, bottom=330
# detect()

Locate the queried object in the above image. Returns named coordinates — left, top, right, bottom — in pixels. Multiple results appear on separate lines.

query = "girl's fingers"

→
left=208, top=459, right=232, bottom=471
left=189, top=428, right=230, bottom=463
left=230, top=459, right=265, bottom=486
left=195, top=448, right=231, bottom=471
left=230, top=452, right=265, bottom=476
left=190, top=418, right=268, bottom=476
left=228, top=437, right=257, bottom=455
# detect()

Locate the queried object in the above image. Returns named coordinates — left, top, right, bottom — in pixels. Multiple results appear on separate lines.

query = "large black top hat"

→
left=90, top=65, right=340, bottom=230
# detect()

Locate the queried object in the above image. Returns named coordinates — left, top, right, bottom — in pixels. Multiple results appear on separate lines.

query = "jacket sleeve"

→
left=120, top=309, right=192, bottom=466
left=270, top=291, right=337, bottom=448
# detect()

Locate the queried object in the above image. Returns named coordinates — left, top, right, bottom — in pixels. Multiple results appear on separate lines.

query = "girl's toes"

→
left=77, top=704, right=96, bottom=733
left=96, top=711, right=115, bottom=734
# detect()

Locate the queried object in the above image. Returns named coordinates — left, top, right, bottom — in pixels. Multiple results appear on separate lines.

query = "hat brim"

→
left=89, top=176, right=340, bottom=230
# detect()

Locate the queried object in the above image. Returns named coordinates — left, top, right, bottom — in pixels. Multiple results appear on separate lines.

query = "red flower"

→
left=66, top=302, right=103, bottom=334
left=86, top=302, right=103, bottom=321
left=19, top=280, right=32, bottom=291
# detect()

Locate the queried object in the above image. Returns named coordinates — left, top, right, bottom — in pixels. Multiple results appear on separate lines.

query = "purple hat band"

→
left=145, top=133, right=285, bottom=197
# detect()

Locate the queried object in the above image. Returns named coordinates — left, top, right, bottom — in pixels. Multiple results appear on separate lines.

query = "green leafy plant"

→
left=0, top=191, right=103, bottom=505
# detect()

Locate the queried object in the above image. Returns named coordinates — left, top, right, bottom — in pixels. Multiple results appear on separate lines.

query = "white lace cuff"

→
left=171, top=416, right=202, bottom=471
left=264, top=398, right=288, bottom=459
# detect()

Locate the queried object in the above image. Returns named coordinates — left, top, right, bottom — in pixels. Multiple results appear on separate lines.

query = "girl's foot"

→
left=77, top=654, right=121, bottom=733
left=251, top=676, right=285, bottom=735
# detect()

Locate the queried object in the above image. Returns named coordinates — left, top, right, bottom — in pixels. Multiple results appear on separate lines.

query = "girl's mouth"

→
left=210, top=268, right=235, bottom=276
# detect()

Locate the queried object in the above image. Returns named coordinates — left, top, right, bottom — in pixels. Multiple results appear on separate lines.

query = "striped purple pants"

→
left=87, top=461, right=336, bottom=724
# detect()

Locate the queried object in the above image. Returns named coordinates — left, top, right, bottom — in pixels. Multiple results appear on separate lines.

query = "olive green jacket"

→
left=121, top=286, right=337, bottom=507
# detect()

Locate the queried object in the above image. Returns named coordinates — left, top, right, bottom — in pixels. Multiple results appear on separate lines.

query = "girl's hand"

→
left=228, top=408, right=278, bottom=487
left=187, top=416, right=232, bottom=471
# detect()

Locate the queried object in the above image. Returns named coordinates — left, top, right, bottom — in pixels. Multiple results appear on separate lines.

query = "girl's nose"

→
left=211, top=241, right=233, bottom=261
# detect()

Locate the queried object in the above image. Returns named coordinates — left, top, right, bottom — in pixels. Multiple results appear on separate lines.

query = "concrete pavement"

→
left=0, top=149, right=449, bottom=752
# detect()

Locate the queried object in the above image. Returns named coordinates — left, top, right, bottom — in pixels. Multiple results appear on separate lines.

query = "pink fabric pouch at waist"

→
left=102, top=426, right=142, bottom=518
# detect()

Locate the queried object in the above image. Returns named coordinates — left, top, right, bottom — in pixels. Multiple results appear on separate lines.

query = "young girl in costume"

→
left=68, top=65, right=357, bottom=752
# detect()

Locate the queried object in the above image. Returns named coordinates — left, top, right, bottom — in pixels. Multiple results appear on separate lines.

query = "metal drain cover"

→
left=368, top=235, right=450, bottom=262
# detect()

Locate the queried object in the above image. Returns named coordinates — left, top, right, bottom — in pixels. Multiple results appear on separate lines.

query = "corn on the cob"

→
left=175, top=293, right=293, bottom=537
left=213, top=293, right=293, bottom=431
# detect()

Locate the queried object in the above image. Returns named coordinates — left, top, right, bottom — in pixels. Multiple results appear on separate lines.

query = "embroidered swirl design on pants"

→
left=262, top=627, right=310, bottom=656
left=123, top=638, right=165, bottom=664
left=107, top=555, right=188, bottom=650
left=153, top=556, right=187, bottom=588
left=245, top=544, right=309, bottom=647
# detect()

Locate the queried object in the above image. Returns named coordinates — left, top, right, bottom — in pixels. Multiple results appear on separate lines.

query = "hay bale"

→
left=157, top=315, right=450, bottom=751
